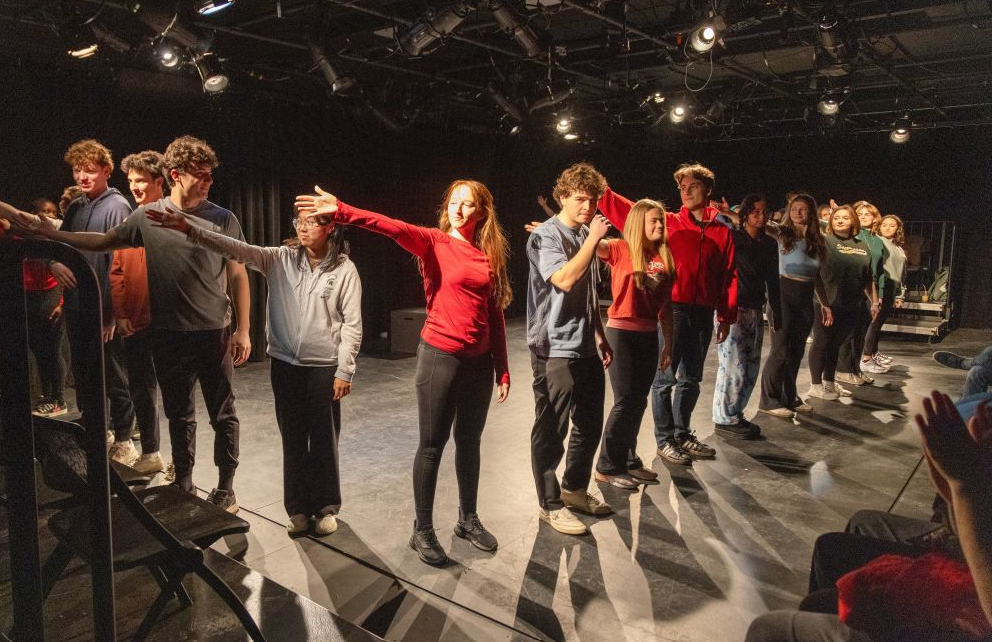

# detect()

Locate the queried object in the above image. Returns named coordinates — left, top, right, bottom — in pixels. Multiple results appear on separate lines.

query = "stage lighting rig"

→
left=197, top=0, right=235, bottom=16
left=194, top=53, right=229, bottom=93
left=308, top=39, right=355, bottom=95
left=489, top=0, right=543, bottom=57
left=397, top=2, right=472, bottom=57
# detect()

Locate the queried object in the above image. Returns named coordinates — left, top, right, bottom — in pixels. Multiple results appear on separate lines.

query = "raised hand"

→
left=295, top=185, right=339, bottom=217
left=147, top=206, right=191, bottom=234
left=536, top=195, right=547, bottom=207
left=916, top=391, right=992, bottom=500
left=588, top=213, right=611, bottom=241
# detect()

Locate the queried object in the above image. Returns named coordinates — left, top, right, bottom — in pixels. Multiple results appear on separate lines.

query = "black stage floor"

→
left=5, top=322, right=991, bottom=641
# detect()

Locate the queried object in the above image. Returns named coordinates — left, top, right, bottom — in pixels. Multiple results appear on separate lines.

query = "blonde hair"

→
left=623, top=198, right=674, bottom=290
left=436, top=180, right=512, bottom=309
left=879, top=215, right=905, bottom=246
left=64, top=139, right=114, bottom=171
left=853, top=200, right=882, bottom=234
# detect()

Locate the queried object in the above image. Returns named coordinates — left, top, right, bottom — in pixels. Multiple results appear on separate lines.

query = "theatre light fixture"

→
left=195, top=53, right=229, bottom=93
left=689, top=15, right=725, bottom=53
left=398, top=3, right=472, bottom=57
left=197, top=0, right=235, bottom=16
left=489, top=0, right=543, bottom=57
left=817, top=96, right=840, bottom=116
left=69, top=43, right=99, bottom=58
left=156, top=40, right=181, bottom=68
left=563, top=133, right=579, bottom=140
left=555, top=116, right=572, bottom=134
left=308, top=39, right=355, bottom=95
left=890, top=116, right=912, bottom=143
left=670, top=105, right=687, bottom=123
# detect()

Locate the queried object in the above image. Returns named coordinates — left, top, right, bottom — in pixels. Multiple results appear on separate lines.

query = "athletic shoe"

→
left=834, top=372, right=865, bottom=386
left=825, top=381, right=852, bottom=397
left=409, top=525, right=448, bottom=565
left=163, top=461, right=176, bottom=482
left=875, top=353, right=893, bottom=364
left=314, top=514, right=338, bottom=536
left=454, top=514, right=498, bottom=551
left=287, top=514, right=309, bottom=534
left=44, top=399, right=68, bottom=417
left=538, top=507, right=587, bottom=535
left=933, top=351, right=969, bottom=370
left=560, top=488, right=613, bottom=516
left=860, top=359, right=890, bottom=374
left=657, top=440, right=692, bottom=465
left=858, top=372, right=875, bottom=385
left=627, top=467, right=659, bottom=483
left=793, top=402, right=814, bottom=413
left=132, top=451, right=165, bottom=474
left=207, top=488, right=239, bottom=514
left=807, top=384, right=839, bottom=400
left=714, top=421, right=760, bottom=439
left=759, top=406, right=795, bottom=418
left=106, top=431, right=115, bottom=447
left=108, top=440, right=139, bottom=465
left=594, top=471, right=639, bottom=490
left=680, top=433, right=716, bottom=458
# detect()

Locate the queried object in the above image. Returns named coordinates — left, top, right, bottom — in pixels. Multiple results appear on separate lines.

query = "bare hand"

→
left=894, top=299, right=904, bottom=309
left=588, top=214, right=611, bottom=242
left=496, top=382, right=510, bottom=403
left=232, top=328, right=251, bottom=366
left=598, top=337, right=613, bottom=369
left=116, top=317, right=135, bottom=337
left=829, top=198, right=839, bottom=210
left=711, top=197, right=731, bottom=214
left=715, top=322, right=731, bottom=344
left=536, top=195, right=547, bottom=207
left=659, top=346, right=672, bottom=372
left=49, top=262, right=77, bottom=289
left=13, top=210, right=55, bottom=235
left=147, top=206, right=191, bottom=234
left=915, top=391, right=992, bottom=500
left=49, top=305, right=63, bottom=324
left=332, top=377, right=351, bottom=401
left=870, top=303, right=880, bottom=319
left=524, top=221, right=542, bottom=233
left=295, top=185, right=339, bottom=217
left=102, top=322, right=115, bottom=343
left=821, top=305, right=834, bottom=327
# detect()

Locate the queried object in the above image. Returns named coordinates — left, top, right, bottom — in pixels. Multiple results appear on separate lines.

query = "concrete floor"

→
left=9, top=322, right=991, bottom=641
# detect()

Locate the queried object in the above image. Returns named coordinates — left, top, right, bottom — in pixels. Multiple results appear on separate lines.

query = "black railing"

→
left=0, top=238, right=115, bottom=641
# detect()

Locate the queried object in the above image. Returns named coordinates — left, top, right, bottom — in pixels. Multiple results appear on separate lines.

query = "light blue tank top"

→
left=778, top=239, right=820, bottom=280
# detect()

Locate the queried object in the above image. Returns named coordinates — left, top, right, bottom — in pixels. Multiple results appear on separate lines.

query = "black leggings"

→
left=413, top=340, right=493, bottom=529
left=809, top=303, right=861, bottom=384
left=863, top=282, right=896, bottom=356
left=26, top=287, right=65, bottom=401
left=598, top=327, right=657, bottom=475
left=760, top=278, right=814, bottom=410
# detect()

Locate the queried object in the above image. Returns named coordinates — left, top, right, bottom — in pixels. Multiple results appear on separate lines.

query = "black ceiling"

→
left=3, top=0, right=992, bottom=141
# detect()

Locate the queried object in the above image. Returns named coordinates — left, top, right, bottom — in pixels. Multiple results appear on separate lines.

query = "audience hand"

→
left=147, top=206, right=191, bottom=234
left=49, top=262, right=77, bottom=289
left=916, top=391, right=992, bottom=501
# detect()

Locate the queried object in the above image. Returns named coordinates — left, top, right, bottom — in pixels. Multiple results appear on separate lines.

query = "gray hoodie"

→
left=187, top=225, right=362, bottom=381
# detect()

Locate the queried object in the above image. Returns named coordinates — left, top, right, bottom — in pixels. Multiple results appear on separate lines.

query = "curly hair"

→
left=64, top=139, right=114, bottom=171
left=779, top=192, right=825, bottom=259
left=673, top=162, right=715, bottom=195
left=879, top=214, right=905, bottom=246
left=121, top=150, right=168, bottom=184
left=552, top=163, right=608, bottom=203
left=162, top=136, right=218, bottom=185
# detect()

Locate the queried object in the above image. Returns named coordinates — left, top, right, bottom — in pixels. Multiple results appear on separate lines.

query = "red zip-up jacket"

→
left=598, top=187, right=738, bottom=324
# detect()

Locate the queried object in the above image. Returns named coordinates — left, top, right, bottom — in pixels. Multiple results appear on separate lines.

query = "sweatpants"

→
left=712, top=308, right=764, bottom=425
left=597, top=327, right=656, bottom=475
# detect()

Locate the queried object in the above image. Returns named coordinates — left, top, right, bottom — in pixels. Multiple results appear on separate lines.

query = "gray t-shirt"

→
left=114, top=197, right=244, bottom=331
left=526, top=216, right=598, bottom=359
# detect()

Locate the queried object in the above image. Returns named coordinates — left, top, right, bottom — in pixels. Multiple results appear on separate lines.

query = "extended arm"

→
left=596, top=187, right=633, bottom=229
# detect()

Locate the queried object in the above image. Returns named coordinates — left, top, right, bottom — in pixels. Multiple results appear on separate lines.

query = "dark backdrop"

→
left=3, top=61, right=991, bottom=358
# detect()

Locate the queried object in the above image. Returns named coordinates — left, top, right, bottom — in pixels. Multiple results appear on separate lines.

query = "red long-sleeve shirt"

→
left=334, top=202, right=509, bottom=385
left=598, top=188, right=738, bottom=324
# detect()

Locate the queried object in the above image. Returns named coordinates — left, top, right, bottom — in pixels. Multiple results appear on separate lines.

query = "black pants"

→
left=65, top=305, right=134, bottom=434
left=530, top=352, right=604, bottom=510
left=152, top=326, right=239, bottom=492
left=862, top=282, right=896, bottom=356
left=120, top=328, right=160, bottom=452
left=808, top=303, right=861, bottom=385
left=597, top=327, right=656, bottom=475
left=760, top=278, right=815, bottom=410
left=26, top=288, right=64, bottom=401
left=652, top=303, right=713, bottom=442
left=270, top=358, right=342, bottom=517
left=838, top=300, right=871, bottom=374
left=413, top=340, right=493, bottom=529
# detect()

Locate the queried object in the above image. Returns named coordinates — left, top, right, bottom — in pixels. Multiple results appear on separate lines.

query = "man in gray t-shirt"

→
left=526, top=162, right=613, bottom=536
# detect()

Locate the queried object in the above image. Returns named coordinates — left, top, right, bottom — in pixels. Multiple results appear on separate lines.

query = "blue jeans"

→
left=712, top=309, right=764, bottom=425
left=963, top=346, right=992, bottom=398
left=652, top=303, right=714, bottom=444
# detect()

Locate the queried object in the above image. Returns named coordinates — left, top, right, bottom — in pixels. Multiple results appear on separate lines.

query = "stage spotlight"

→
left=308, top=39, right=355, bottom=95
left=69, top=44, right=99, bottom=59
left=156, top=41, right=181, bottom=68
left=197, top=0, right=235, bottom=15
left=194, top=53, right=229, bottom=93
left=817, top=96, right=840, bottom=116
left=889, top=115, right=912, bottom=143
left=670, top=105, right=687, bottom=123
left=398, top=3, right=471, bottom=57
left=689, top=16, right=725, bottom=53
left=650, top=91, right=665, bottom=104
left=508, top=123, right=522, bottom=135
left=563, top=133, right=579, bottom=141
left=490, top=0, right=543, bottom=57
left=556, top=117, right=572, bottom=134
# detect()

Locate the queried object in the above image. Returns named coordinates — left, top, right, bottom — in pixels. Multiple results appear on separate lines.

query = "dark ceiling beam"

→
left=858, top=46, right=949, bottom=119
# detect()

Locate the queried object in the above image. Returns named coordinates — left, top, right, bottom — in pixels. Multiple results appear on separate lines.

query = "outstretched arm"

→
left=12, top=206, right=128, bottom=252
left=149, top=205, right=279, bottom=274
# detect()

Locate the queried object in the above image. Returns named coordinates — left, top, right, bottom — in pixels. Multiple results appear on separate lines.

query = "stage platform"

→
left=4, top=323, right=990, bottom=641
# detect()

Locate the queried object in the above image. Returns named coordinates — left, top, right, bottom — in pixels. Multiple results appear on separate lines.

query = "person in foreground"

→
left=296, top=181, right=510, bottom=566
left=148, top=204, right=361, bottom=538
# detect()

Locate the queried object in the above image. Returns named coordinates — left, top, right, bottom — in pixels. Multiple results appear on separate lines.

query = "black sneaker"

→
left=715, top=421, right=760, bottom=439
left=657, top=440, right=691, bottom=465
left=680, top=433, right=716, bottom=458
left=206, top=488, right=239, bottom=514
left=454, top=514, right=498, bottom=552
left=933, top=351, right=969, bottom=370
left=410, top=525, right=449, bottom=566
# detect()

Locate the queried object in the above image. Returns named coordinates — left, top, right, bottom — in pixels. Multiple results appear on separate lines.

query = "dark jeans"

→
left=760, top=278, right=815, bottom=410
left=151, top=326, right=239, bottom=492
left=652, top=303, right=713, bottom=443
left=271, top=357, right=342, bottom=517
left=413, top=340, right=493, bottom=529
left=26, top=288, right=64, bottom=401
left=838, top=301, right=871, bottom=374
left=120, top=328, right=160, bottom=452
left=65, top=305, right=134, bottom=434
left=597, top=327, right=656, bottom=475
left=530, top=352, right=604, bottom=510
left=862, top=283, right=896, bottom=356
left=809, top=303, right=861, bottom=385
left=963, top=346, right=992, bottom=397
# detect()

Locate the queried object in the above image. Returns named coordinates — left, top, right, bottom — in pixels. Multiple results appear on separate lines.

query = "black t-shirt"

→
left=821, top=234, right=871, bottom=306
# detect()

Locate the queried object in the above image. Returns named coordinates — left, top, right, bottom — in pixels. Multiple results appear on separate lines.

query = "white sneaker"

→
left=859, top=372, right=875, bottom=385
left=826, top=381, right=852, bottom=397
left=860, top=359, right=890, bottom=374
left=875, top=353, right=893, bottom=364
left=808, top=384, right=839, bottom=400
left=759, top=406, right=795, bottom=418
left=314, top=514, right=338, bottom=536
left=539, top=507, right=588, bottom=535
left=109, top=440, right=139, bottom=465
left=132, top=451, right=165, bottom=474
left=793, top=402, right=814, bottom=412
left=834, top=372, right=865, bottom=386
left=287, top=514, right=309, bottom=534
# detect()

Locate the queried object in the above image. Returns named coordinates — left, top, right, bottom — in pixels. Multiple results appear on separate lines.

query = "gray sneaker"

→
left=657, top=440, right=692, bottom=465
left=933, top=351, right=969, bottom=370
left=207, top=488, right=239, bottom=514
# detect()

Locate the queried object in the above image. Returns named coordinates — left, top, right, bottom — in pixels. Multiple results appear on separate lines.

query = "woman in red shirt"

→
left=593, top=199, right=674, bottom=489
left=297, top=181, right=511, bottom=566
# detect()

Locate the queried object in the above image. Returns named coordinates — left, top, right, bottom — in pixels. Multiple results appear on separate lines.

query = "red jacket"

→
left=599, top=188, right=738, bottom=324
